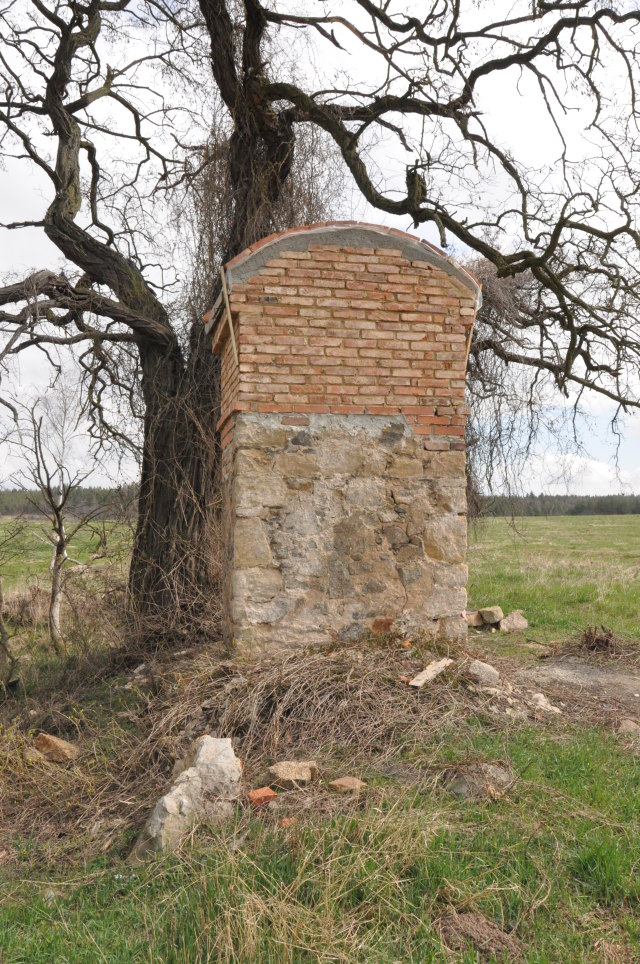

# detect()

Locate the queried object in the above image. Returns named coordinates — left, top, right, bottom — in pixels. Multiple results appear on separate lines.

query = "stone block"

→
left=234, top=517, right=272, bottom=568
left=465, top=610, right=484, bottom=627
left=234, top=418, right=288, bottom=450
left=274, top=451, right=318, bottom=479
left=500, top=610, right=528, bottom=632
left=268, top=761, right=318, bottom=788
left=422, top=516, right=466, bottom=563
left=234, top=466, right=286, bottom=512
left=34, top=733, right=80, bottom=763
left=388, top=455, right=424, bottom=478
left=231, top=567, right=283, bottom=603
left=479, top=605, right=503, bottom=624
left=329, top=776, right=366, bottom=793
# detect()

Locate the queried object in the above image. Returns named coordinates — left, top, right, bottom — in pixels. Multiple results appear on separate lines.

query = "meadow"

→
left=0, top=515, right=639, bottom=962
left=0, top=517, right=131, bottom=591
left=469, top=514, right=640, bottom=642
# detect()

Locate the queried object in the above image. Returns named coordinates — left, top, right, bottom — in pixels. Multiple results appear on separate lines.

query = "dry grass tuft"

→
left=547, top=624, right=639, bottom=663
left=436, top=908, right=524, bottom=961
left=2, top=585, right=48, bottom=628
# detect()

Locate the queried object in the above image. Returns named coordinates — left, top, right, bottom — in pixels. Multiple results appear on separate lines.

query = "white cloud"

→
left=521, top=450, right=640, bottom=496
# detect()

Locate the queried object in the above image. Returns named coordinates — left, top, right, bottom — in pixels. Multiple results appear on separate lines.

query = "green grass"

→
left=2, top=723, right=640, bottom=962
left=468, top=515, right=640, bottom=643
left=0, top=519, right=131, bottom=591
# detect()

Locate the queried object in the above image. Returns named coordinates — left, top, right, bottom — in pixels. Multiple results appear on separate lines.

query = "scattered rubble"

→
left=34, top=733, right=81, bottom=763
left=466, top=606, right=529, bottom=633
left=500, top=610, right=529, bottom=633
left=531, top=692, right=562, bottom=715
left=465, top=610, right=484, bottom=627
left=406, top=653, right=566, bottom=727
left=131, top=736, right=242, bottom=860
left=329, top=776, right=366, bottom=793
left=444, top=762, right=512, bottom=800
left=267, top=760, right=318, bottom=789
left=409, top=657, right=453, bottom=688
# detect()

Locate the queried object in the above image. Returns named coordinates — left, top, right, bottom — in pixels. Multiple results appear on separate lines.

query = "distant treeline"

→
left=0, top=485, right=138, bottom=518
left=483, top=493, right=640, bottom=517
left=3, top=486, right=639, bottom=519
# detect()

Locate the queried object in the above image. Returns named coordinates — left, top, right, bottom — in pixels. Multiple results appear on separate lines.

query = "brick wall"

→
left=212, top=226, right=477, bottom=453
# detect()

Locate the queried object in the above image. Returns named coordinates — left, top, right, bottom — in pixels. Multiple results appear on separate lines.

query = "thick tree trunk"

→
left=128, top=145, right=293, bottom=634
left=128, top=327, right=222, bottom=634
left=127, top=0, right=295, bottom=633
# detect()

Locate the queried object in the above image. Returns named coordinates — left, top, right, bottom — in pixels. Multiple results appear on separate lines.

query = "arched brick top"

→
left=204, top=222, right=480, bottom=330
left=209, top=218, right=480, bottom=451
left=229, top=220, right=480, bottom=296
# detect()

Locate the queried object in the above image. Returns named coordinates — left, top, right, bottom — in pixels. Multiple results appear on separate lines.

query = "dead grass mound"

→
left=437, top=908, right=524, bottom=961
left=0, top=637, right=476, bottom=865
left=193, top=642, right=469, bottom=762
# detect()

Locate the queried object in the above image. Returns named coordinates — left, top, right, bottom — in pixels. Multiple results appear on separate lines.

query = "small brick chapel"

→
left=204, top=222, right=481, bottom=653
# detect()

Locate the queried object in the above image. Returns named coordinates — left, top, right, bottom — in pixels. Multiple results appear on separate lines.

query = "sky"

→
left=1, top=0, right=639, bottom=495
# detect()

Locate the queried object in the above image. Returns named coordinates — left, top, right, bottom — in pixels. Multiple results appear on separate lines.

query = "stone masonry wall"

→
left=208, top=223, right=480, bottom=653
left=221, top=412, right=468, bottom=652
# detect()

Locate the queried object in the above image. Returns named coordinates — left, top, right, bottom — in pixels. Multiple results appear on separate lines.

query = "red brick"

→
left=330, top=404, right=365, bottom=414
left=294, top=404, right=330, bottom=414
left=247, top=787, right=278, bottom=809
left=282, top=415, right=310, bottom=425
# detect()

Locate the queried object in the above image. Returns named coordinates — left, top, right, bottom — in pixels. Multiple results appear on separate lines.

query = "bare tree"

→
left=2, top=0, right=640, bottom=630
left=9, top=385, right=102, bottom=655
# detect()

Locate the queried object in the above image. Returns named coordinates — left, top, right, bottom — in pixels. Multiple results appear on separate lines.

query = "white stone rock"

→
left=500, top=610, right=529, bottom=633
left=409, top=657, right=454, bottom=688
left=531, top=692, right=561, bottom=715
left=479, top=606, right=504, bottom=625
left=467, top=659, right=500, bottom=687
left=131, top=736, right=242, bottom=861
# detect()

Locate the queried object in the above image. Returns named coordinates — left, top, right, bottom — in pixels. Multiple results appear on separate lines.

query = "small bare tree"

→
left=9, top=383, right=102, bottom=656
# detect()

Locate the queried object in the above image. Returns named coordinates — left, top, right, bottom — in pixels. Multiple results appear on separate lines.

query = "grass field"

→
left=0, top=518, right=131, bottom=590
left=1, top=515, right=640, bottom=962
left=469, top=515, right=640, bottom=643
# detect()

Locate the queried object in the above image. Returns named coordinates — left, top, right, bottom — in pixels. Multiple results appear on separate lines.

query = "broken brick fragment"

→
left=247, top=786, right=278, bottom=809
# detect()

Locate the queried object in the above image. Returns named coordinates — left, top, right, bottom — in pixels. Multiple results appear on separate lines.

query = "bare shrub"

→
left=2, top=585, right=48, bottom=628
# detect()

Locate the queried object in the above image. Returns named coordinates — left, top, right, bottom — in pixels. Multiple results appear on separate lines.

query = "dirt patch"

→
left=519, top=656, right=640, bottom=721
left=437, top=908, right=523, bottom=961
